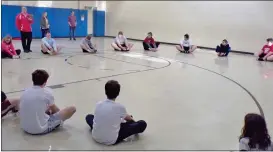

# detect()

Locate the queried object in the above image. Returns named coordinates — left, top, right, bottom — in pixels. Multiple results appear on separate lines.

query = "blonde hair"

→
left=2, top=34, right=12, bottom=43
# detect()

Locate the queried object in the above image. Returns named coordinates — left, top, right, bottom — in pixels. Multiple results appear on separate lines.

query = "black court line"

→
left=4, top=54, right=171, bottom=94
left=4, top=50, right=263, bottom=118
left=65, top=53, right=160, bottom=69
left=175, top=60, right=264, bottom=117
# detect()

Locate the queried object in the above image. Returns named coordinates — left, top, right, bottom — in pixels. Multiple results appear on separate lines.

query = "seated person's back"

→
left=20, top=86, right=54, bottom=134
left=92, top=99, right=126, bottom=145
left=85, top=80, right=147, bottom=145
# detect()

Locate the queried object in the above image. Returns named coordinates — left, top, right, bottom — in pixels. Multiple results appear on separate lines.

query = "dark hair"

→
left=105, top=80, right=120, bottom=99
left=266, top=38, right=273, bottom=42
left=240, top=113, right=271, bottom=150
left=86, top=34, right=92, bottom=39
left=223, top=39, right=228, bottom=43
left=118, top=31, right=123, bottom=35
left=148, top=32, right=153, bottom=36
left=184, top=34, right=189, bottom=39
left=45, top=31, right=51, bottom=35
left=32, top=69, right=49, bottom=86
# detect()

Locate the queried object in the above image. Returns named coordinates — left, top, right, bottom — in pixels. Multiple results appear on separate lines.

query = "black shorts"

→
left=82, top=48, right=97, bottom=53
left=117, top=43, right=126, bottom=48
left=183, top=46, right=190, bottom=51
left=41, top=50, right=50, bottom=54
left=41, top=45, right=51, bottom=54
left=259, top=53, right=267, bottom=58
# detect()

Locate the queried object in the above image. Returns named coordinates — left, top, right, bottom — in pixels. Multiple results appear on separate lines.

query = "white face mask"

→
left=268, top=42, right=273, bottom=46
left=118, top=35, right=123, bottom=38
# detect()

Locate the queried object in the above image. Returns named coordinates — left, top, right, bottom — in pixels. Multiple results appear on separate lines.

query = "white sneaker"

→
left=47, top=50, right=53, bottom=55
left=12, top=55, right=20, bottom=59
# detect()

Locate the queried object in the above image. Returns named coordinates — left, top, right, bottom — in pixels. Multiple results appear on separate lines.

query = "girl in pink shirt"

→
left=1, top=35, right=21, bottom=59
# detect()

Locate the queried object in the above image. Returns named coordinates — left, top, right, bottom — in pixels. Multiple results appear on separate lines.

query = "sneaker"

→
left=73, top=38, right=76, bottom=41
left=28, top=50, right=32, bottom=52
left=11, top=107, right=18, bottom=113
left=258, top=58, right=264, bottom=61
left=24, top=50, right=29, bottom=53
left=47, top=50, right=53, bottom=55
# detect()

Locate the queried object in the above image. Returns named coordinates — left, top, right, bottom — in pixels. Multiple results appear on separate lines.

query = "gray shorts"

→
left=43, top=112, right=63, bottom=134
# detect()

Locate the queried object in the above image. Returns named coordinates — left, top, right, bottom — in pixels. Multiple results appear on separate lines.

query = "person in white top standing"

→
left=176, top=34, right=197, bottom=53
left=85, top=80, right=147, bottom=145
left=20, top=69, right=76, bottom=135
left=111, top=31, right=134, bottom=51
left=239, top=113, right=272, bottom=151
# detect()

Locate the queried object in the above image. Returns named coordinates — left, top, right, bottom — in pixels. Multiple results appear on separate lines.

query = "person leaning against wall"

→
left=68, top=11, right=77, bottom=41
left=40, top=12, right=50, bottom=38
left=15, top=6, right=33, bottom=53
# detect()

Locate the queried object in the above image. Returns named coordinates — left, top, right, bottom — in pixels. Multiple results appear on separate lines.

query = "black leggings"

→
left=20, top=31, right=32, bottom=51
left=1, top=49, right=21, bottom=58
left=85, top=114, right=147, bottom=144
left=143, top=42, right=160, bottom=50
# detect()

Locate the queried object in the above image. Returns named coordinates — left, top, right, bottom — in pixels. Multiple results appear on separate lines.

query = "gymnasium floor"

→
left=2, top=37, right=273, bottom=151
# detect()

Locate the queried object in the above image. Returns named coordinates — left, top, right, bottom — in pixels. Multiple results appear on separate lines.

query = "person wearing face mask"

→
left=41, top=32, right=62, bottom=55
left=257, top=38, right=273, bottom=61
left=215, top=39, right=231, bottom=57
left=1, top=35, right=21, bottom=59
left=80, top=34, right=97, bottom=53
left=143, top=32, right=160, bottom=51
left=111, top=31, right=134, bottom=51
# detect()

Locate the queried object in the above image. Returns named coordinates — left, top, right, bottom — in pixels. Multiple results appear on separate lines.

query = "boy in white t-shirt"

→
left=111, top=31, right=134, bottom=51
left=176, top=34, right=197, bottom=53
left=20, top=69, right=76, bottom=135
left=85, top=80, right=147, bottom=145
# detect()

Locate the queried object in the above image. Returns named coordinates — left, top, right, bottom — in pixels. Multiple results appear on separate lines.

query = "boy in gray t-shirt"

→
left=85, top=80, right=147, bottom=145
left=80, top=34, right=97, bottom=53
left=20, top=69, right=76, bottom=134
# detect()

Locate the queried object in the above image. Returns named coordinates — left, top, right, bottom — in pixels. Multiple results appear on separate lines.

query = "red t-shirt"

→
left=68, top=15, right=77, bottom=27
left=262, top=44, right=273, bottom=54
left=144, top=37, right=155, bottom=44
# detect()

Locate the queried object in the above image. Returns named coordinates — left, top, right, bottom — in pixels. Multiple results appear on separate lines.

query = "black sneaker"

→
left=258, top=58, right=264, bottom=61
left=24, top=50, right=29, bottom=53
left=73, top=38, right=76, bottom=41
left=28, top=50, right=32, bottom=52
left=11, top=107, right=18, bottom=113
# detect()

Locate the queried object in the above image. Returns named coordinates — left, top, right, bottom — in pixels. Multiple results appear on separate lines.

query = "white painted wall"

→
left=2, top=0, right=95, bottom=34
left=106, top=1, right=273, bottom=53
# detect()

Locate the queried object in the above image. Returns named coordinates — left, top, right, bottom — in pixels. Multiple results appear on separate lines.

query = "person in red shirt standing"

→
left=68, top=11, right=77, bottom=41
left=1, top=35, right=21, bottom=59
left=16, top=6, right=33, bottom=53
left=258, top=38, right=273, bottom=62
left=143, top=32, right=160, bottom=51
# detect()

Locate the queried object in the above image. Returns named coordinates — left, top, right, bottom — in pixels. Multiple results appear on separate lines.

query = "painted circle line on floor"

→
left=5, top=50, right=263, bottom=117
